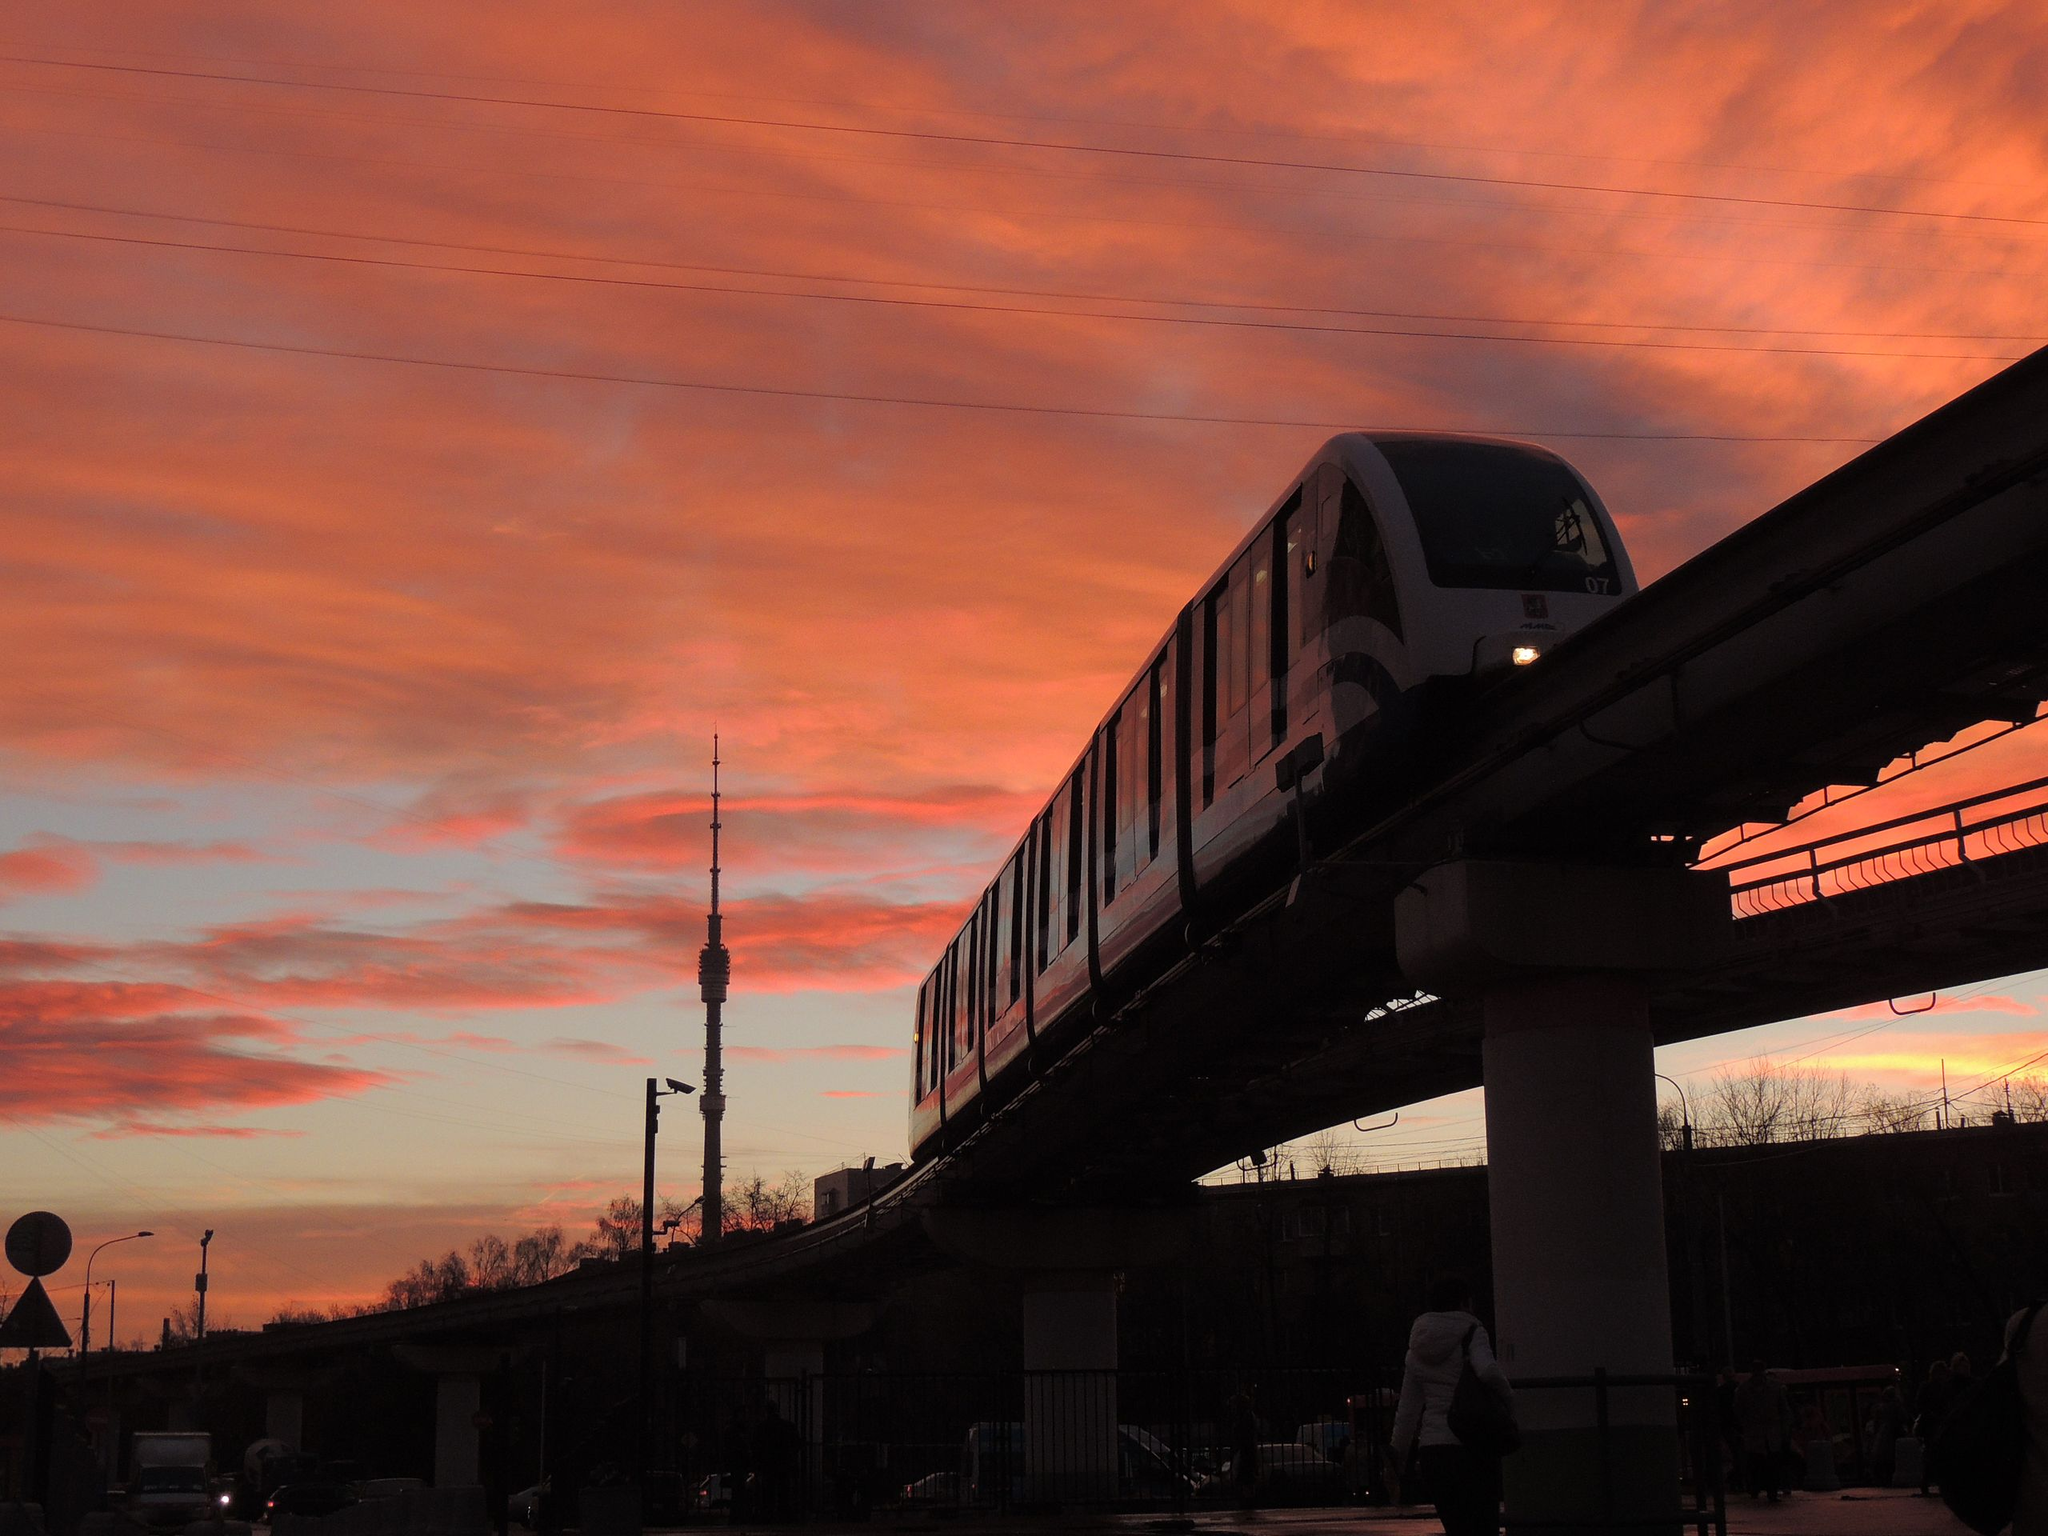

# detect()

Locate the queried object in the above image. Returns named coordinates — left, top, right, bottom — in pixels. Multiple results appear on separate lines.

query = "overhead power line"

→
left=6, top=53, right=2047, bottom=231
left=6, top=222, right=2027, bottom=364
left=0, top=311, right=1885, bottom=442
left=9, top=194, right=2041, bottom=347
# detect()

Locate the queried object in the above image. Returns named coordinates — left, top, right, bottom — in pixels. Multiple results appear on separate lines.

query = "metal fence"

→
left=653, top=1366, right=1378, bottom=1517
left=644, top=1364, right=1728, bottom=1525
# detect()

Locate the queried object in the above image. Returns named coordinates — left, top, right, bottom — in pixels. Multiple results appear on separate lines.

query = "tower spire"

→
left=697, top=736, right=729, bottom=1248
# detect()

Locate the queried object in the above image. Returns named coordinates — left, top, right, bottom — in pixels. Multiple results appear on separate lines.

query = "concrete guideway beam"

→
left=923, top=1208, right=1190, bottom=1505
left=1399, top=863, right=1704, bottom=1530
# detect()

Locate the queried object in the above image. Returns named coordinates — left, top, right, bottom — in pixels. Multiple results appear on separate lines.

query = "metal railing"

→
left=1711, top=775, right=2048, bottom=917
left=636, top=1364, right=1738, bottom=1526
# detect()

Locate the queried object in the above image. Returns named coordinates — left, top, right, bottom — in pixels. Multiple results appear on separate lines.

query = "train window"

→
left=1040, top=797, right=1063, bottom=965
left=1297, top=476, right=1324, bottom=647
left=1035, top=807, right=1055, bottom=969
left=1228, top=551, right=1253, bottom=722
left=986, top=885, right=1002, bottom=1029
left=914, top=977, right=929, bottom=1095
left=1377, top=437, right=1619, bottom=595
left=1269, top=510, right=1292, bottom=743
left=964, top=919, right=980, bottom=1052
left=1066, top=765, right=1085, bottom=941
left=1147, top=651, right=1164, bottom=859
left=1101, top=710, right=1119, bottom=905
left=1202, top=583, right=1222, bottom=806
left=1333, top=478, right=1405, bottom=639
left=1008, top=854, right=1024, bottom=1004
left=1248, top=532, right=1272, bottom=752
left=943, top=946, right=957, bottom=1072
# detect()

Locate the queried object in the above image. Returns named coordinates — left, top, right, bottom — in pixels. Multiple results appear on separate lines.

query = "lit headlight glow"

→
left=1511, top=645, right=1541, bottom=666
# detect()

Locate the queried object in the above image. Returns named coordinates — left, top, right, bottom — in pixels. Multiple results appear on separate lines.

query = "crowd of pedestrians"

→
left=1381, top=1276, right=2044, bottom=1535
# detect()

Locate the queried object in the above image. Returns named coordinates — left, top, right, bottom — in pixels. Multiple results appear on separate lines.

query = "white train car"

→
left=908, top=433, right=1639, bottom=1160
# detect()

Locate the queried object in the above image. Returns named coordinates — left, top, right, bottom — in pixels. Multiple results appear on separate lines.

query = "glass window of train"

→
left=1008, top=855, right=1024, bottom=1004
left=1146, top=652, right=1164, bottom=858
left=1066, top=766, right=1085, bottom=942
left=1100, top=712, right=1119, bottom=905
left=964, top=919, right=979, bottom=1049
left=1378, top=437, right=1618, bottom=594
left=1270, top=515, right=1291, bottom=741
left=986, top=884, right=1002, bottom=1028
left=913, top=977, right=928, bottom=1094
left=1036, top=807, right=1055, bottom=968
left=1227, top=551, right=1253, bottom=722
left=1201, top=585, right=1222, bottom=806
left=1309, top=465, right=1340, bottom=646
left=1248, top=534, right=1272, bottom=738
left=1334, top=477, right=1404, bottom=639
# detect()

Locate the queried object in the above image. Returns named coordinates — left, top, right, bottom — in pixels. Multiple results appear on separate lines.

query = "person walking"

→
left=1733, top=1361, right=1792, bottom=1501
left=2007, top=1305, right=2047, bottom=1535
left=1919, top=1358, right=1957, bottom=1495
left=1388, top=1274, right=1512, bottom=1536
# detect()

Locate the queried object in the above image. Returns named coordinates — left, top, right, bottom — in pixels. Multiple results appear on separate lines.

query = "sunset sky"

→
left=5, top=1, right=2048, bottom=1337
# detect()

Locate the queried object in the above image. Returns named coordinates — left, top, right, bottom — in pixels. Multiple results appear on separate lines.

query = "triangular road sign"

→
left=0, top=1276, right=73, bottom=1348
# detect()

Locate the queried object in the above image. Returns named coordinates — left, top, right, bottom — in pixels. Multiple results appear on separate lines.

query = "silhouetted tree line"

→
left=259, top=1172, right=814, bottom=1323
left=1655, top=1060, right=2048, bottom=1149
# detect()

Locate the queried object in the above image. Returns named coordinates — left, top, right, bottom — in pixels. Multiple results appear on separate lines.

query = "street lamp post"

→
left=195, top=1230, right=213, bottom=1341
left=82, top=1231, right=153, bottom=1482
left=640, top=1077, right=695, bottom=1509
left=81, top=1232, right=153, bottom=1360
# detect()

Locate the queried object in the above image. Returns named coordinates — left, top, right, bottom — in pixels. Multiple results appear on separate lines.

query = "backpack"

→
left=1446, top=1323, right=1521, bottom=1458
left=1932, top=1300, right=2042, bottom=1535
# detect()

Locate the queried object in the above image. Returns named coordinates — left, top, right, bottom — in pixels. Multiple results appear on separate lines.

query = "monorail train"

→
left=908, top=432, right=1640, bottom=1162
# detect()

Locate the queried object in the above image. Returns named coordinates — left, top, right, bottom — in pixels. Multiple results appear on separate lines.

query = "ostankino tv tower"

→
left=697, top=737, right=730, bottom=1249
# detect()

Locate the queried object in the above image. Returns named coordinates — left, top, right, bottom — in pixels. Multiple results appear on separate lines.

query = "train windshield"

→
left=1379, top=438, right=1621, bottom=595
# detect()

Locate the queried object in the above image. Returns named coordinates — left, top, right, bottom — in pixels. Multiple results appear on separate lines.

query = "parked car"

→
left=1219, top=1443, right=1342, bottom=1501
left=263, top=1483, right=358, bottom=1523
left=899, top=1471, right=959, bottom=1505
left=693, top=1473, right=737, bottom=1513
left=508, top=1485, right=541, bottom=1529
left=354, top=1478, right=425, bottom=1501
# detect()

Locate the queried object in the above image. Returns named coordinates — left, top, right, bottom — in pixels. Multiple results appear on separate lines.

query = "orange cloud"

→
left=0, top=978, right=394, bottom=1126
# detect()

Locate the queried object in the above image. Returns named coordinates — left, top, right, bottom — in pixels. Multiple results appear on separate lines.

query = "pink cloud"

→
left=89, top=1121, right=307, bottom=1140
left=0, top=978, right=394, bottom=1126
left=0, top=844, right=96, bottom=901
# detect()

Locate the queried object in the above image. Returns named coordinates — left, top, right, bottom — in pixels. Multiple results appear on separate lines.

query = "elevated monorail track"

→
left=926, top=344, right=2048, bottom=1200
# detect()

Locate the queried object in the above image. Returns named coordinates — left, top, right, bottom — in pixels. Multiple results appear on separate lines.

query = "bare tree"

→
left=2009, top=1075, right=2048, bottom=1123
left=1860, top=1090, right=1929, bottom=1134
left=467, top=1233, right=515, bottom=1289
left=1701, top=1059, right=1855, bottom=1145
left=511, top=1225, right=571, bottom=1284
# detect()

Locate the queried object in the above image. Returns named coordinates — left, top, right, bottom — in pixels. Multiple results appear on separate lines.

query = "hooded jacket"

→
left=1392, top=1309, right=1513, bottom=1453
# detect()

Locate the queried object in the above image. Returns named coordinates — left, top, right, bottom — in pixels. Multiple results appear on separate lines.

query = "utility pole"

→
left=698, top=739, right=731, bottom=1250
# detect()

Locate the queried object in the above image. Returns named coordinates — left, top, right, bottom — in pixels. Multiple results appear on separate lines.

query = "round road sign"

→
left=6, top=1211, right=73, bottom=1277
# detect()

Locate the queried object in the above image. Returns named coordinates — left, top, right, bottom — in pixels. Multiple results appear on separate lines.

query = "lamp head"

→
left=137, top=1231, right=154, bottom=1238
left=665, top=1078, right=695, bottom=1095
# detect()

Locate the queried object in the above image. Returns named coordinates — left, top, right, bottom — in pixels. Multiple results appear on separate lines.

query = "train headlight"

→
left=1511, top=645, right=1541, bottom=666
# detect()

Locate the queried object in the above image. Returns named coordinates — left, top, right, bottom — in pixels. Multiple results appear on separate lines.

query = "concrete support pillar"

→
left=703, top=1300, right=878, bottom=1515
left=1484, top=973, right=1677, bottom=1528
left=1398, top=860, right=1726, bottom=1534
left=395, top=1346, right=509, bottom=1492
left=924, top=1206, right=1188, bottom=1509
left=433, top=1374, right=482, bottom=1491
left=1020, top=1275, right=1118, bottom=1505
left=264, top=1390, right=304, bottom=1452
